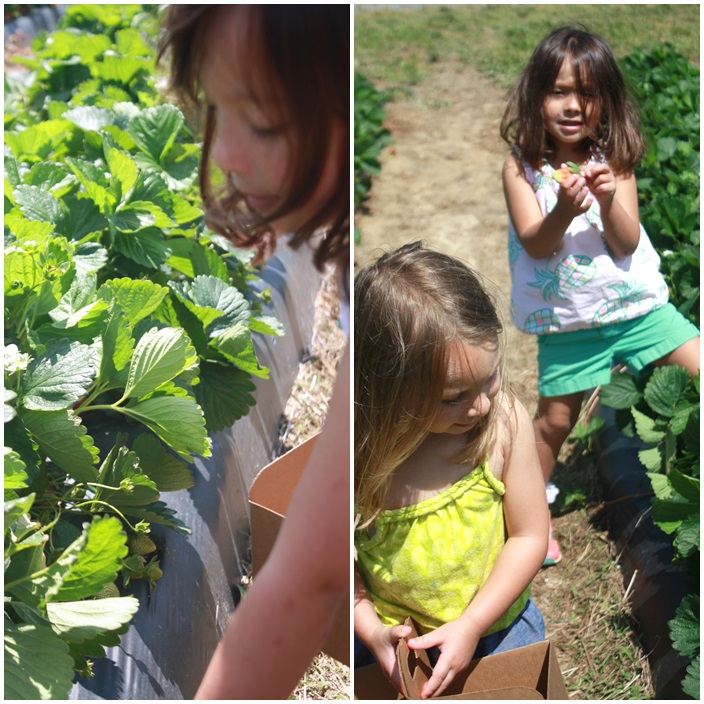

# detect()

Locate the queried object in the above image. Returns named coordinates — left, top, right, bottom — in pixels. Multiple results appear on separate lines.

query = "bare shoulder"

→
left=488, top=393, right=532, bottom=480
left=502, top=151, right=524, bottom=180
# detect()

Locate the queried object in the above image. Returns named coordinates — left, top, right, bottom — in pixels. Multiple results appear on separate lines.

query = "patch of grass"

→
left=355, top=4, right=700, bottom=90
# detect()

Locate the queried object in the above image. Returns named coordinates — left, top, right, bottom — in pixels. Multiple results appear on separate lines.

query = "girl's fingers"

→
left=421, top=664, right=454, bottom=699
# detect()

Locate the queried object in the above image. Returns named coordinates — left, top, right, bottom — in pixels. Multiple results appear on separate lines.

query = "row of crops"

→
left=4, top=5, right=282, bottom=699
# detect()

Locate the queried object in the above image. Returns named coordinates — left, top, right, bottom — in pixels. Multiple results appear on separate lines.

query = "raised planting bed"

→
left=67, top=244, right=321, bottom=700
left=594, top=405, right=693, bottom=699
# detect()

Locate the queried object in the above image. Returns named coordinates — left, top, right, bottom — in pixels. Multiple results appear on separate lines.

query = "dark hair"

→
left=354, top=242, right=508, bottom=523
left=500, top=25, right=644, bottom=173
left=159, top=5, right=349, bottom=277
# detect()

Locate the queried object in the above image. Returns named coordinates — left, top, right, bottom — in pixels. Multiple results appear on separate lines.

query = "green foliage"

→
left=354, top=74, right=390, bottom=244
left=4, top=6, right=281, bottom=696
left=601, top=367, right=700, bottom=698
left=622, top=45, right=700, bottom=329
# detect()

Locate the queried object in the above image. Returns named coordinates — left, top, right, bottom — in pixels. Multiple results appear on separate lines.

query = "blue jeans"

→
left=354, top=598, right=545, bottom=669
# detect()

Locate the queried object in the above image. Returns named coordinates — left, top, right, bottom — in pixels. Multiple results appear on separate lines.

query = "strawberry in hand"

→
left=552, top=161, right=582, bottom=183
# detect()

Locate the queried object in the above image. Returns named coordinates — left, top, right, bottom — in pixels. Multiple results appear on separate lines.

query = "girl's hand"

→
left=407, top=619, right=482, bottom=699
left=368, top=623, right=413, bottom=692
left=555, top=166, right=592, bottom=215
left=582, top=162, right=617, bottom=206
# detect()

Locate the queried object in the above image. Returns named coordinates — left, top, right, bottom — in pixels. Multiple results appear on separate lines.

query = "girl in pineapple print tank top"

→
left=500, top=26, right=700, bottom=568
left=507, top=149, right=667, bottom=335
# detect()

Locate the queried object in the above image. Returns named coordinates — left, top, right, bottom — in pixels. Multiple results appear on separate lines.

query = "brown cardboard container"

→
left=249, top=433, right=350, bottom=666
left=355, top=619, right=569, bottom=700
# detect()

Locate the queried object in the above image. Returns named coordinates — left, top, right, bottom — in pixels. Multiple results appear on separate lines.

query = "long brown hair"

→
left=159, top=5, right=349, bottom=278
left=354, top=242, right=511, bottom=526
left=500, top=25, right=644, bottom=174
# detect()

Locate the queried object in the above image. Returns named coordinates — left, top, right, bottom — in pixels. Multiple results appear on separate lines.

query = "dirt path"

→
left=355, top=61, right=539, bottom=412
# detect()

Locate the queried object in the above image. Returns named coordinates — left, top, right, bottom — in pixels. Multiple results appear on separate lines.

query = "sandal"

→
left=543, top=514, right=562, bottom=567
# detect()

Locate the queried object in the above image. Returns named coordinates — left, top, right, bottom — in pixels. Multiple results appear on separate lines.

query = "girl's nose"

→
left=467, top=394, right=491, bottom=418
left=564, top=92, right=580, bottom=113
left=212, top=126, right=249, bottom=176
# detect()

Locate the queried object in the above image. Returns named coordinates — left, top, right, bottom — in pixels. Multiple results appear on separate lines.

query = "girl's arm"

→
left=503, top=154, right=591, bottom=259
left=583, top=164, right=641, bottom=259
left=408, top=398, right=548, bottom=699
left=354, top=567, right=412, bottom=689
left=195, top=345, right=350, bottom=700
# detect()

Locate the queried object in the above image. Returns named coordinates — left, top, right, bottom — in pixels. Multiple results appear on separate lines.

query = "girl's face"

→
left=430, top=340, right=501, bottom=436
left=543, top=57, right=599, bottom=151
left=200, top=8, right=343, bottom=236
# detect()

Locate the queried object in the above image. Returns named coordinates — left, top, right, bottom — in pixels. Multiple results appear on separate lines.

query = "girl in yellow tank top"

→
left=354, top=243, right=549, bottom=699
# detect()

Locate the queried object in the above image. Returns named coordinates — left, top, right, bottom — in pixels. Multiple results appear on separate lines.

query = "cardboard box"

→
left=355, top=619, right=568, bottom=700
left=249, top=433, right=350, bottom=666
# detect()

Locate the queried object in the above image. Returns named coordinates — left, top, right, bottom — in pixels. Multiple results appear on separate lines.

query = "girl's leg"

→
left=653, top=336, right=700, bottom=378
left=533, top=392, right=585, bottom=485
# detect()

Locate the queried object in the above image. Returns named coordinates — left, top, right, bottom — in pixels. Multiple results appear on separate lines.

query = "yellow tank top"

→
left=355, top=462, right=530, bottom=636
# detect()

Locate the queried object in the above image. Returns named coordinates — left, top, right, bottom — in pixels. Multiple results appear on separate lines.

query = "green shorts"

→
left=537, top=304, right=700, bottom=397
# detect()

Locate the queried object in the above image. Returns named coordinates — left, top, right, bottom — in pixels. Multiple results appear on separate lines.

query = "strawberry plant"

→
left=598, top=44, right=700, bottom=699
left=354, top=73, right=390, bottom=243
left=5, top=5, right=282, bottom=697
left=623, top=44, right=700, bottom=328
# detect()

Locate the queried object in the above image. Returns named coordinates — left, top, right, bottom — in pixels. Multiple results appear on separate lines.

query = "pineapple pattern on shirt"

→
left=508, top=151, right=669, bottom=335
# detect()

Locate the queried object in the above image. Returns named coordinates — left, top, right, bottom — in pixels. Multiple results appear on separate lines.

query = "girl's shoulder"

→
left=488, top=393, right=531, bottom=480
left=503, top=146, right=545, bottom=183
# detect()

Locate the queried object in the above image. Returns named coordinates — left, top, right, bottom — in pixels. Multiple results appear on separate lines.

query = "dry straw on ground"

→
left=279, top=269, right=350, bottom=700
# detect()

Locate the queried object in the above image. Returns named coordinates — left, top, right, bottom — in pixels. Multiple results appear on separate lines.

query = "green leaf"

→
left=669, top=470, right=700, bottom=503
left=14, top=185, right=63, bottom=226
left=683, top=655, right=700, bottom=699
left=598, top=373, right=643, bottom=409
left=22, top=340, right=96, bottom=411
left=195, top=361, right=257, bottom=434
left=97, top=304, right=134, bottom=385
left=96, top=443, right=160, bottom=508
left=249, top=314, right=285, bottom=337
left=209, top=322, right=268, bottom=378
left=99, top=278, right=168, bottom=327
left=47, top=597, right=139, bottom=643
left=644, top=365, right=691, bottom=417
left=119, top=500, right=190, bottom=535
left=4, top=493, right=35, bottom=534
left=24, top=162, right=76, bottom=199
left=4, top=622, right=75, bottom=700
left=113, top=227, right=171, bottom=269
left=131, top=433, right=194, bottom=492
left=638, top=446, right=663, bottom=472
left=4, top=448, right=29, bottom=490
left=61, top=197, right=109, bottom=244
left=21, top=409, right=99, bottom=483
left=105, top=147, right=138, bottom=205
left=47, top=516, right=130, bottom=603
left=631, top=407, right=666, bottom=443
left=669, top=594, right=700, bottom=660
left=124, top=327, right=198, bottom=399
left=73, top=241, right=109, bottom=275
left=63, top=105, right=115, bottom=132
left=121, top=395, right=211, bottom=462
left=673, top=513, right=699, bottom=558
left=128, top=104, right=186, bottom=162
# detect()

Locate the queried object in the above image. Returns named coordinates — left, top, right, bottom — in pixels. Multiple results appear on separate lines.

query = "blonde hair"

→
left=354, top=242, right=511, bottom=526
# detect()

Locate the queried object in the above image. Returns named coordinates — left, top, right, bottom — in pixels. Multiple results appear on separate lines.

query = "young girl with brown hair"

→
left=501, top=26, right=699, bottom=565
left=160, top=5, right=349, bottom=698
left=354, top=242, right=548, bottom=699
